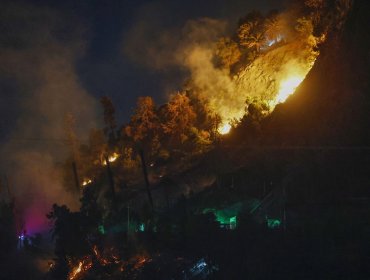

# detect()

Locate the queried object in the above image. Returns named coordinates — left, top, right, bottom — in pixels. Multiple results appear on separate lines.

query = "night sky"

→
left=0, top=0, right=284, bottom=143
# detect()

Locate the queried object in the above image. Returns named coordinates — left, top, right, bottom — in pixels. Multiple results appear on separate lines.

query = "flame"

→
left=67, top=247, right=152, bottom=278
left=102, top=152, right=119, bottom=165
left=68, top=257, right=92, bottom=280
left=82, top=179, right=92, bottom=186
left=275, top=75, right=305, bottom=104
left=218, top=123, right=231, bottom=135
left=69, top=262, right=82, bottom=280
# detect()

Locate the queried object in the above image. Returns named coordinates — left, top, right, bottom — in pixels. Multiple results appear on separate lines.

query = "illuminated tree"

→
left=125, top=96, right=161, bottom=157
left=264, top=15, right=284, bottom=43
left=243, top=32, right=266, bottom=52
left=161, top=92, right=196, bottom=143
left=238, top=23, right=267, bottom=53
left=238, top=11, right=266, bottom=53
left=126, top=96, right=159, bottom=142
left=215, top=37, right=241, bottom=70
left=295, top=17, right=318, bottom=48
left=238, top=21, right=258, bottom=46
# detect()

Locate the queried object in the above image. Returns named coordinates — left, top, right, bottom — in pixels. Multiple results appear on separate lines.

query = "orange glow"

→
left=102, top=152, right=119, bottom=165
left=275, top=75, right=304, bottom=104
left=82, top=179, right=92, bottom=186
left=69, top=262, right=82, bottom=280
left=68, top=256, right=93, bottom=280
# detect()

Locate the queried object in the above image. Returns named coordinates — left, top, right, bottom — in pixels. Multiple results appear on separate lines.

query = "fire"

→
left=218, top=123, right=231, bottom=135
left=69, top=262, right=82, bottom=280
left=68, top=257, right=92, bottom=280
left=82, top=179, right=92, bottom=186
left=67, top=247, right=152, bottom=278
left=275, top=75, right=305, bottom=104
left=102, top=152, right=119, bottom=165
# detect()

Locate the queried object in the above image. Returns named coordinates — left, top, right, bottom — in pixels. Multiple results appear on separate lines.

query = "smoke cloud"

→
left=123, top=3, right=318, bottom=124
left=0, top=2, right=99, bottom=234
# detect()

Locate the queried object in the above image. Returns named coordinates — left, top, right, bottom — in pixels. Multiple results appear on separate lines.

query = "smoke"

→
left=177, top=19, right=240, bottom=123
left=124, top=16, right=239, bottom=121
left=0, top=2, right=99, bottom=234
left=123, top=3, right=318, bottom=125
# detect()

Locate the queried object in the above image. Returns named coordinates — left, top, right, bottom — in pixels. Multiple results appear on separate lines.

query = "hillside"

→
left=262, top=0, right=370, bottom=146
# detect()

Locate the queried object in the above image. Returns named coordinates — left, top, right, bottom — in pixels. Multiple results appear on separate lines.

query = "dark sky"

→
left=0, top=0, right=284, bottom=142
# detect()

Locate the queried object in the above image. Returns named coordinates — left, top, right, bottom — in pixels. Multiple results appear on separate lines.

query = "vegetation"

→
left=41, top=0, right=370, bottom=279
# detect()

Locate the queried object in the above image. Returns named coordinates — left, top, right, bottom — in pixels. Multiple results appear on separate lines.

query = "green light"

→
left=229, top=216, right=237, bottom=229
left=139, top=223, right=145, bottom=232
left=203, top=207, right=239, bottom=229
left=98, top=225, right=105, bottom=234
left=267, top=218, right=281, bottom=229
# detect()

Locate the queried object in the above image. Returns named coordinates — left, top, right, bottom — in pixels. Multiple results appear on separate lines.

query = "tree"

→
left=238, top=11, right=266, bottom=53
left=100, top=96, right=117, bottom=142
left=88, top=128, right=107, bottom=166
left=264, top=15, right=284, bottom=44
left=215, top=37, right=241, bottom=70
left=161, top=92, right=196, bottom=143
left=126, top=96, right=159, bottom=142
left=47, top=204, right=90, bottom=279
left=125, top=96, right=160, bottom=157
left=295, top=17, right=318, bottom=48
left=243, top=32, right=266, bottom=52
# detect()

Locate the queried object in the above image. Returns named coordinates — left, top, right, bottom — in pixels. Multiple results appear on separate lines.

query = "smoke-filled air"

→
left=2, top=0, right=365, bottom=279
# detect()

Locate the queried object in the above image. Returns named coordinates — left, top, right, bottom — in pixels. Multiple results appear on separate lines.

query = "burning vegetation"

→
left=9, top=0, right=359, bottom=279
left=64, top=2, right=329, bottom=195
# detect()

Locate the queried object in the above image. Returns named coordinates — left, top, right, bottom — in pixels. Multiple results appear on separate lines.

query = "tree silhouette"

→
left=100, top=96, right=117, bottom=143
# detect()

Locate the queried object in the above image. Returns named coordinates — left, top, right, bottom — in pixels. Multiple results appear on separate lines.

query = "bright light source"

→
left=276, top=76, right=304, bottom=104
left=102, top=152, right=119, bottom=165
left=218, top=123, right=231, bottom=135
left=82, top=179, right=92, bottom=186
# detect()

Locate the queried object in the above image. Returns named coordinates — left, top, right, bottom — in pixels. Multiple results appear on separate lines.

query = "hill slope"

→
left=262, top=0, right=370, bottom=146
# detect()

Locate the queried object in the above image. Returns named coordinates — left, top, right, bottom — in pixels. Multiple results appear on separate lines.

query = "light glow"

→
left=82, top=179, right=92, bottom=186
left=218, top=123, right=231, bottom=135
left=102, top=152, right=119, bottom=165
left=275, top=75, right=304, bottom=104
